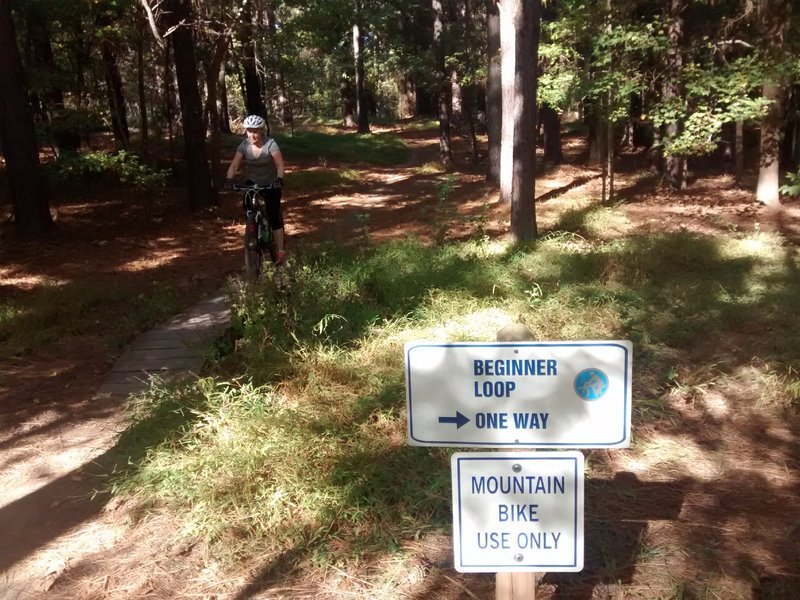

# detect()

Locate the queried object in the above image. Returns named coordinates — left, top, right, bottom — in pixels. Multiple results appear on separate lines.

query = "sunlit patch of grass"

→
left=287, top=168, right=361, bottom=189
left=629, top=433, right=723, bottom=480
left=416, top=161, right=446, bottom=174
left=275, top=130, right=409, bottom=166
left=723, top=361, right=800, bottom=409
left=550, top=205, right=630, bottom=239
left=399, top=119, right=439, bottom=132
left=663, top=363, right=723, bottom=403
left=111, top=364, right=451, bottom=565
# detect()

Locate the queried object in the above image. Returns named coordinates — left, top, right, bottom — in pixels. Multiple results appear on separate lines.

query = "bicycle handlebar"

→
left=228, top=180, right=282, bottom=192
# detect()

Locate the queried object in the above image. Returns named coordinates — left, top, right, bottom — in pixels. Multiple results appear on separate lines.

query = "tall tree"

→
left=136, top=4, right=150, bottom=156
left=432, top=0, right=452, bottom=164
left=540, top=105, right=562, bottom=165
left=95, top=2, right=131, bottom=149
left=456, top=0, right=482, bottom=165
left=498, top=0, right=540, bottom=241
left=536, top=0, right=573, bottom=166
left=265, top=1, right=293, bottom=128
left=663, top=0, right=686, bottom=191
left=23, top=0, right=82, bottom=152
left=486, top=0, right=501, bottom=181
left=353, top=0, right=370, bottom=133
left=0, top=0, right=51, bottom=235
left=239, top=0, right=267, bottom=118
left=198, top=7, right=229, bottom=191
left=756, top=0, right=790, bottom=207
left=162, top=0, right=216, bottom=210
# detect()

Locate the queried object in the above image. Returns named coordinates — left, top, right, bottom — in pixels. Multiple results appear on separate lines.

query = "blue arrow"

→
left=439, top=411, right=470, bottom=429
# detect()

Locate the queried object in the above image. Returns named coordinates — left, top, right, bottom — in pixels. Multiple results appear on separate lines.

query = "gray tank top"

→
left=237, top=138, right=279, bottom=184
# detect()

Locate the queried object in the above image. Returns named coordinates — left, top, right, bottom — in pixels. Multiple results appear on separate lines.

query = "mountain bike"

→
left=230, top=181, right=284, bottom=285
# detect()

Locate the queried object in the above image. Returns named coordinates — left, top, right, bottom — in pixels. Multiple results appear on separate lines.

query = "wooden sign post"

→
left=497, top=572, right=536, bottom=600
left=498, top=326, right=538, bottom=600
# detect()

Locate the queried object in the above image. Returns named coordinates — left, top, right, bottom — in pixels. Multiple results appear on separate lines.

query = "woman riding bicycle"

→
left=225, top=114, right=287, bottom=265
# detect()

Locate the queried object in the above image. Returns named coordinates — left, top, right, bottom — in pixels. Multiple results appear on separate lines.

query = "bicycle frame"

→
left=233, top=183, right=278, bottom=279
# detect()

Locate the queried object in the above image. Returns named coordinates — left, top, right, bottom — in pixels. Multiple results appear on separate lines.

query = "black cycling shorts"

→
left=258, top=187, right=284, bottom=231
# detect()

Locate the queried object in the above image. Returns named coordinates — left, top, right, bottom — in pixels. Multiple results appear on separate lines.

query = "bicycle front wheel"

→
left=243, top=220, right=263, bottom=279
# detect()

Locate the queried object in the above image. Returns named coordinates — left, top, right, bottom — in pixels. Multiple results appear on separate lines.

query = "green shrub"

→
left=46, top=150, right=170, bottom=190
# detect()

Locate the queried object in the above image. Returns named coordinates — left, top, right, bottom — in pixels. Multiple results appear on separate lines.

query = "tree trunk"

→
left=0, top=0, right=51, bottom=235
left=780, top=85, right=799, bottom=171
left=163, top=0, right=216, bottom=210
left=341, top=75, right=356, bottom=127
left=606, top=92, right=614, bottom=202
left=585, top=98, right=601, bottom=164
left=219, top=64, right=231, bottom=134
left=451, top=70, right=463, bottom=120
left=205, top=31, right=228, bottom=192
left=100, top=38, right=130, bottom=149
left=433, top=0, right=452, bottom=164
left=600, top=98, right=608, bottom=201
left=541, top=104, right=562, bottom=165
left=735, top=119, right=744, bottom=182
left=24, top=5, right=80, bottom=151
left=757, top=83, right=784, bottom=206
left=499, top=0, right=540, bottom=241
left=463, top=85, right=479, bottom=165
left=397, top=74, right=416, bottom=119
left=163, top=41, right=177, bottom=169
left=69, top=19, right=89, bottom=112
left=136, top=7, right=149, bottom=157
left=353, top=0, right=370, bottom=133
left=486, top=0, right=501, bottom=182
left=756, top=0, right=788, bottom=205
left=663, top=0, right=685, bottom=191
left=266, top=2, right=292, bottom=128
left=239, top=1, right=267, bottom=118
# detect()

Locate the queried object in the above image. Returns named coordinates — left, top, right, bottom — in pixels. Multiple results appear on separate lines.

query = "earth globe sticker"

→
left=574, top=368, right=609, bottom=401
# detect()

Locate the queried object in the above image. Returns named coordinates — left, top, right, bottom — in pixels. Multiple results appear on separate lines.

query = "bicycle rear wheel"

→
left=243, top=219, right=264, bottom=279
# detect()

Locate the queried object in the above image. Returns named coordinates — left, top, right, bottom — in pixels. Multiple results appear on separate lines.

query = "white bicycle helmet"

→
left=243, top=114, right=266, bottom=129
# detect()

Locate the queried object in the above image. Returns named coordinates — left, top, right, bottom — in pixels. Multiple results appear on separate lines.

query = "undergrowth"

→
left=0, top=281, right=180, bottom=358
left=108, top=226, right=800, bottom=596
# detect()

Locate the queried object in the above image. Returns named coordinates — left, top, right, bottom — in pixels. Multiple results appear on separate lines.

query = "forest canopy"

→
left=0, top=0, right=798, bottom=235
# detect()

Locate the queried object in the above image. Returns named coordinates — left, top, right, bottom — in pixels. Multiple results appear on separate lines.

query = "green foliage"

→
left=538, top=18, right=582, bottom=112
left=779, top=170, right=800, bottom=197
left=45, top=151, right=170, bottom=190
left=652, top=57, right=773, bottom=157
left=586, top=16, right=667, bottom=122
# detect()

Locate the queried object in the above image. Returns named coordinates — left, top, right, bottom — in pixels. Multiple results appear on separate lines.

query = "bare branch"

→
left=139, top=0, right=165, bottom=48
left=716, top=39, right=754, bottom=49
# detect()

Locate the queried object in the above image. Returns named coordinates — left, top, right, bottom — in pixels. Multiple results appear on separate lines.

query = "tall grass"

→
left=109, top=226, right=800, bottom=585
left=222, top=129, right=410, bottom=167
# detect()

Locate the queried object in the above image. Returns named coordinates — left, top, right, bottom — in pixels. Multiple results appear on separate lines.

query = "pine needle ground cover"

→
left=108, top=222, right=800, bottom=598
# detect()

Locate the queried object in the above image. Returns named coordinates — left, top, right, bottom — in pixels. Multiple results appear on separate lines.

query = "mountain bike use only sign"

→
left=451, top=451, right=585, bottom=573
left=404, top=341, right=632, bottom=448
